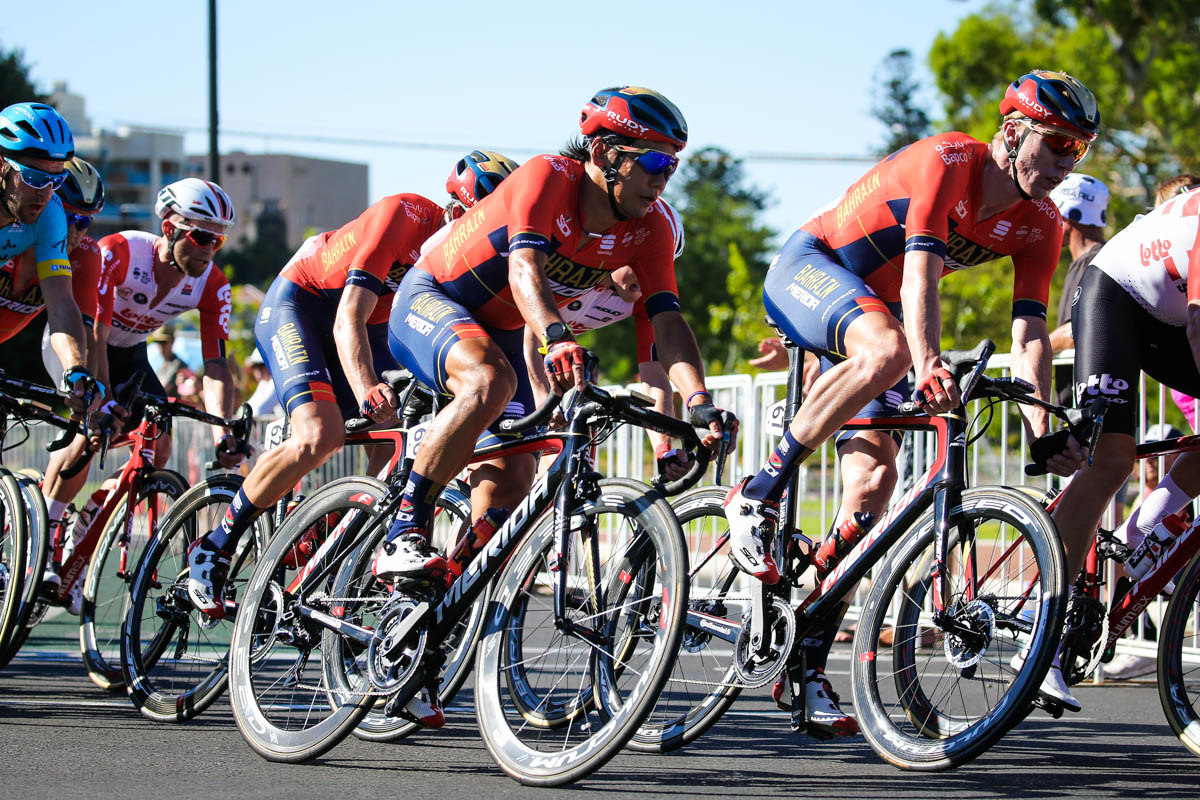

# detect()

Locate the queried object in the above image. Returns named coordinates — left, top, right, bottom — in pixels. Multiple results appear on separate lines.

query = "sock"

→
left=743, top=430, right=812, bottom=503
left=1119, top=474, right=1191, bottom=550
left=386, top=470, right=444, bottom=543
left=208, top=488, right=263, bottom=552
left=47, top=499, right=68, bottom=526
left=800, top=615, right=841, bottom=673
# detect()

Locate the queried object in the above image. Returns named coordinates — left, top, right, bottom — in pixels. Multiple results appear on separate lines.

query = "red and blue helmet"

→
left=999, top=70, right=1100, bottom=142
left=0, top=102, right=74, bottom=161
left=446, top=150, right=520, bottom=208
left=579, top=86, right=688, bottom=150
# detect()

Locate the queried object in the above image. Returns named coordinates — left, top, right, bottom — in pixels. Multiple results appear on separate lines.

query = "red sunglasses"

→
left=1019, top=120, right=1091, bottom=163
left=172, top=221, right=227, bottom=249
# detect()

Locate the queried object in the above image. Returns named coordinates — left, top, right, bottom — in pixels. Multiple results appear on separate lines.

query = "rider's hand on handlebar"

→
left=88, top=400, right=128, bottom=448
left=215, top=432, right=249, bottom=469
left=543, top=341, right=589, bottom=394
left=60, top=366, right=103, bottom=415
left=655, top=441, right=695, bottom=481
left=688, top=402, right=738, bottom=452
left=359, top=381, right=398, bottom=425
left=1031, top=429, right=1089, bottom=477
left=913, top=365, right=960, bottom=414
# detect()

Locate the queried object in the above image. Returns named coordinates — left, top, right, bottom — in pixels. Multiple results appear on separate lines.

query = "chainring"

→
left=732, top=595, right=795, bottom=688
left=367, top=596, right=428, bottom=693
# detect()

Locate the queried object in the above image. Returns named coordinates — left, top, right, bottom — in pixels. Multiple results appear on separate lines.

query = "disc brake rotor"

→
left=944, top=598, right=995, bottom=669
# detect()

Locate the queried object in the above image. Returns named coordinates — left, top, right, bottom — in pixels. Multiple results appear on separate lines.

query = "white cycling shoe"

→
left=1011, top=649, right=1081, bottom=713
left=721, top=479, right=781, bottom=584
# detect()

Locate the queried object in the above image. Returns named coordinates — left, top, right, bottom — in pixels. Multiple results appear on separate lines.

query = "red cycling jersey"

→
left=418, top=155, right=681, bottom=330
left=280, top=193, right=444, bottom=325
left=98, top=231, right=231, bottom=361
left=800, top=132, right=1063, bottom=319
left=0, top=235, right=103, bottom=343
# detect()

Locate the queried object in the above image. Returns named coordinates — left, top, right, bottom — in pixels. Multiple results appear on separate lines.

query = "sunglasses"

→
left=172, top=221, right=227, bottom=250
left=4, top=157, right=69, bottom=190
left=67, top=213, right=93, bottom=231
left=1019, top=120, right=1090, bottom=163
left=610, top=145, right=680, bottom=177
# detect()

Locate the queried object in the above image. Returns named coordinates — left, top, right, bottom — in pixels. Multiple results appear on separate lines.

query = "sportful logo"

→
left=991, top=220, right=1012, bottom=239
left=556, top=214, right=572, bottom=238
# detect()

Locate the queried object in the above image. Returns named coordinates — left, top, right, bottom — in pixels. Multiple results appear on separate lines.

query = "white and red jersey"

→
left=98, top=231, right=232, bottom=359
left=1091, top=187, right=1200, bottom=326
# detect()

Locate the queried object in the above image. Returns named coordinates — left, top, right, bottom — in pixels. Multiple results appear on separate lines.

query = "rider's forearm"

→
left=92, top=323, right=111, bottom=389
left=333, top=314, right=378, bottom=404
left=523, top=325, right=553, bottom=406
left=47, top=301, right=87, bottom=372
left=639, top=359, right=674, bottom=451
left=1187, top=303, right=1200, bottom=376
left=201, top=361, right=237, bottom=430
left=509, top=249, right=566, bottom=338
left=898, top=253, right=943, bottom=376
left=1011, top=317, right=1052, bottom=438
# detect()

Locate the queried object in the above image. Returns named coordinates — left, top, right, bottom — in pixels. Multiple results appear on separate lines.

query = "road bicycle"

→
left=226, top=372, right=710, bottom=785
left=634, top=339, right=1106, bottom=770
left=120, top=374, right=474, bottom=733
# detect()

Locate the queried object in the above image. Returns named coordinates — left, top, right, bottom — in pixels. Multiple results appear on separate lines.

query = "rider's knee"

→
left=291, top=415, right=344, bottom=463
left=839, top=447, right=897, bottom=506
left=851, top=328, right=908, bottom=386
left=462, top=361, right=517, bottom=416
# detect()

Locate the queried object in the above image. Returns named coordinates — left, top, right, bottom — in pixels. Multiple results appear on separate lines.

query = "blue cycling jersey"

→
left=0, top=195, right=70, bottom=279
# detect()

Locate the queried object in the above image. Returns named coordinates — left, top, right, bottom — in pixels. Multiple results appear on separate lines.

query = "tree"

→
left=871, top=49, right=932, bottom=155
left=0, top=43, right=44, bottom=107
left=580, top=147, right=777, bottom=382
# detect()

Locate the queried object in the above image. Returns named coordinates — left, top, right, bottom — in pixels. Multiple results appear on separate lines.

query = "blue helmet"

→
left=0, top=102, right=75, bottom=161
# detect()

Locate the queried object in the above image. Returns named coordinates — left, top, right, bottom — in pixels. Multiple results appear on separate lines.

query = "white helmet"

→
left=155, top=178, right=236, bottom=228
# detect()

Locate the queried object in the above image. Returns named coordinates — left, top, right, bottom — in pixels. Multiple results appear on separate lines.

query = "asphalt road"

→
left=2, top=630, right=1197, bottom=800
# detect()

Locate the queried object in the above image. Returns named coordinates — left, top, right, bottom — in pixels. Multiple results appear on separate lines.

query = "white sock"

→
left=47, top=499, right=68, bottom=526
left=1118, top=474, right=1191, bottom=549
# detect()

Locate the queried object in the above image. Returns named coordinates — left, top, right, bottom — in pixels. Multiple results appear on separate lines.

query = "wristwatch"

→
left=541, top=321, right=572, bottom=347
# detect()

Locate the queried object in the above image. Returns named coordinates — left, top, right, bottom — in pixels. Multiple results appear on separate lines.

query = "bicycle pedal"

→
left=1032, top=693, right=1064, bottom=719
left=804, top=723, right=837, bottom=741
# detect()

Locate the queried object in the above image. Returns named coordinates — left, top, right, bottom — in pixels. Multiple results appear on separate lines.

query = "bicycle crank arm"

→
left=297, top=605, right=375, bottom=646
left=684, top=609, right=741, bottom=644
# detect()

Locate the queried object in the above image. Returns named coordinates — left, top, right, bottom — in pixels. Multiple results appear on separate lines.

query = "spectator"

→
left=1048, top=173, right=1109, bottom=404
left=150, top=325, right=188, bottom=398
left=245, top=349, right=280, bottom=419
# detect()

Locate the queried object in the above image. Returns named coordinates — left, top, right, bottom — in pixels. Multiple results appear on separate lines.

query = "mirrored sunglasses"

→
left=1020, top=120, right=1090, bottom=163
left=611, top=145, right=680, bottom=177
left=173, top=221, right=227, bottom=249
left=4, top=157, right=69, bottom=190
left=67, top=213, right=93, bottom=231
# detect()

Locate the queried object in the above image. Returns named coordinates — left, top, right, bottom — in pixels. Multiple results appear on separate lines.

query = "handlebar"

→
left=344, top=369, right=418, bottom=434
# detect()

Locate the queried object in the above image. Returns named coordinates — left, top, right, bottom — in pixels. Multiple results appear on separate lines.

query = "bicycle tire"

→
left=121, top=473, right=270, bottom=722
left=0, top=472, right=49, bottom=668
left=1157, top=546, right=1200, bottom=757
left=852, top=485, right=1067, bottom=770
left=0, top=470, right=29, bottom=662
left=228, top=476, right=387, bottom=763
left=80, top=469, right=187, bottom=690
left=350, top=483, right=489, bottom=742
left=625, top=484, right=745, bottom=753
left=476, top=479, right=688, bottom=786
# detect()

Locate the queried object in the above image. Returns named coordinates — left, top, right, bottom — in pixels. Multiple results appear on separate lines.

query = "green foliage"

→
left=0, top=43, right=44, bottom=107
left=871, top=49, right=933, bottom=155
left=218, top=235, right=294, bottom=291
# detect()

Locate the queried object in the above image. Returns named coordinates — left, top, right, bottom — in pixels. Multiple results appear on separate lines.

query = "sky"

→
left=7, top=0, right=993, bottom=243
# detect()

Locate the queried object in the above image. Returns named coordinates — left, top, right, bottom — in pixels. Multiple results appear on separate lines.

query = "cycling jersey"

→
left=1089, top=187, right=1200, bottom=325
left=0, top=235, right=102, bottom=342
left=279, top=193, right=443, bottom=325
left=560, top=286, right=655, bottom=362
left=417, top=155, right=681, bottom=330
left=98, top=231, right=231, bottom=360
left=799, top=132, right=1062, bottom=320
left=0, top=194, right=70, bottom=280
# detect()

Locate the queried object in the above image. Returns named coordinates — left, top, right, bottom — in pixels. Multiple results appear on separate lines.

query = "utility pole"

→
left=208, top=0, right=219, bottom=182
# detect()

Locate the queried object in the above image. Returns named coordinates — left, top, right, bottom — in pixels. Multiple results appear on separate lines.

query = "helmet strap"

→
left=1007, top=127, right=1033, bottom=202
left=164, top=225, right=187, bottom=275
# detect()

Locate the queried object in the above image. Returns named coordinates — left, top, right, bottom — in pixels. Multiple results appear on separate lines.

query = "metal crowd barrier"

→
left=5, top=351, right=1184, bottom=674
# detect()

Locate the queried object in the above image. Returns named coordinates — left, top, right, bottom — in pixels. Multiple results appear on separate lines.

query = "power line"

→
left=112, top=121, right=879, bottom=165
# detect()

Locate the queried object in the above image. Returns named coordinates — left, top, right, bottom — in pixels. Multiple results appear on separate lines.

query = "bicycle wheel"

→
left=852, top=485, right=1067, bottom=770
left=0, top=470, right=29, bottom=662
left=626, top=484, right=745, bottom=753
left=1157, top=547, right=1200, bottom=757
left=0, top=472, right=50, bottom=668
left=121, top=474, right=270, bottom=721
left=228, top=477, right=387, bottom=763
left=351, top=483, right=490, bottom=742
left=476, top=479, right=688, bottom=786
left=80, top=469, right=187, bottom=690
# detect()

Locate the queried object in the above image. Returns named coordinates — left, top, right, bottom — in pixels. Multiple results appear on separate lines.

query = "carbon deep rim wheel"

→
left=0, top=471, right=29, bottom=663
left=851, top=486, right=1066, bottom=771
left=1157, top=547, right=1200, bottom=758
left=475, top=479, right=687, bottom=786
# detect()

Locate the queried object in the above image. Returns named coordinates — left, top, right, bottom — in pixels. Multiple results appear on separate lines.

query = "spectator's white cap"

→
left=1145, top=422, right=1183, bottom=443
left=246, top=349, right=266, bottom=367
left=1051, top=173, right=1109, bottom=227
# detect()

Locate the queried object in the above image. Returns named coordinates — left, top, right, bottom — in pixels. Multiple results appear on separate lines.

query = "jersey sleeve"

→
left=901, top=138, right=976, bottom=260
left=1010, top=211, right=1064, bottom=320
left=97, top=234, right=130, bottom=327
left=507, top=158, right=572, bottom=253
left=343, top=197, right=413, bottom=295
left=34, top=199, right=71, bottom=280
left=197, top=269, right=232, bottom=361
left=633, top=300, right=657, bottom=363
left=68, top=238, right=104, bottom=321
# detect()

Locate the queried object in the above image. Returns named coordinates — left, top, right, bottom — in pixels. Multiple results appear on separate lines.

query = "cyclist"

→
left=376, top=88, right=730, bottom=632
left=724, top=71, right=1098, bottom=734
left=521, top=198, right=694, bottom=476
left=1050, top=184, right=1200, bottom=708
left=185, top=151, right=520, bottom=632
left=0, top=102, right=96, bottom=411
